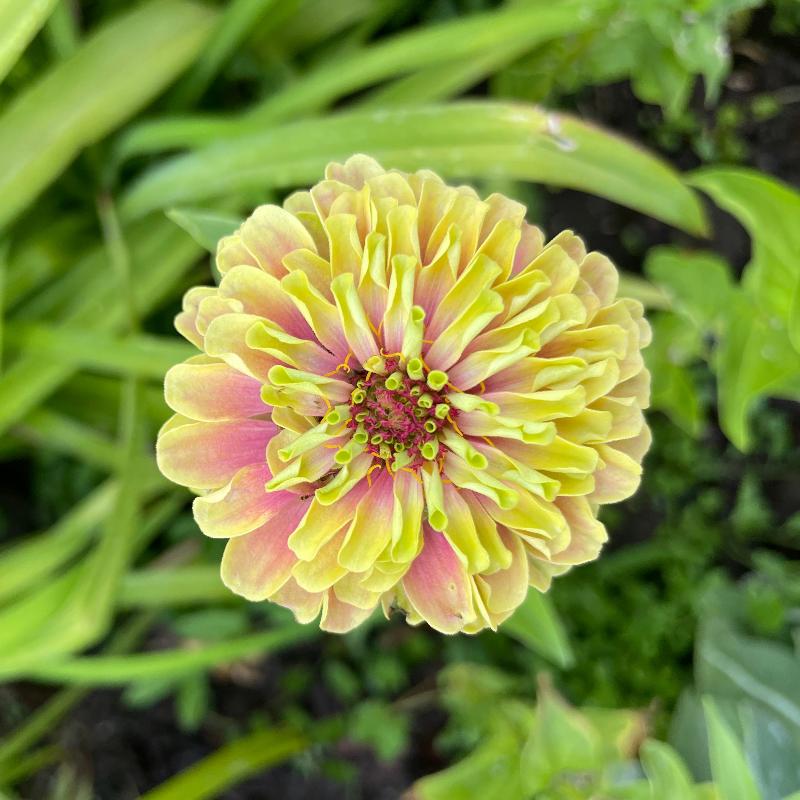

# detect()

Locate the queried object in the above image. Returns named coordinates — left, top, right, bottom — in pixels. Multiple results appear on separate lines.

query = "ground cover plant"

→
left=0, top=1, right=798, bottom=798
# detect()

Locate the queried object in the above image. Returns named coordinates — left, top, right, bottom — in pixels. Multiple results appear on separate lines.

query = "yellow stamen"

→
left=482, top=436, right=495, bottom=448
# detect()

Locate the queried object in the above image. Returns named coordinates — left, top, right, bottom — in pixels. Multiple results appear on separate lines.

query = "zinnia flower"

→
left=156, top=155, right=651, bottom=634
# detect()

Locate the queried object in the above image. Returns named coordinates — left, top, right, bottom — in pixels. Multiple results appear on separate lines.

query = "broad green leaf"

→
left=697, top=621, right=800, bottom=734
left=645, top=312, right=704, bottom=436
left=716, top=294, right=800, bottom=451
left=645, top=246, right=735, bottom=332
left=137, top=726, right=309, bottom=800
left=521, top=680, right=603, bottom=793
left=703, top=697, right=762, bottom=800
left=412, top=727, right=527, bottom=800
left=166, top=207, right=241, bottom=253
left=0, top=0, right=217, bottom=230
left=669, top=689, right=713, bottom=782
left=121, top=102, right=708, bottom=236
left=503, top=589, right=574, bottom=668
left=0, top=0, right=59, bottom=85
left=739, top=702, right=800, bottom=800
left=690, top=168, right=800, bottom=323
left=641, top=739, right=696, bottom=800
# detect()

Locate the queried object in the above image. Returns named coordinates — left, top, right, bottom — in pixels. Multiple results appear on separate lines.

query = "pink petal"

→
left=164, top=359, right=269, bottom=421
left=239, top=205, right=317, bottom=277
left=402, top=524, right=475, bottom=634
left=193, top=464, right=282, bottom=538
left=156, top=418, right=275, bottom=490
left=220, top=494, right=308, bottom=601
left=320, top=591, right=375, bottom=633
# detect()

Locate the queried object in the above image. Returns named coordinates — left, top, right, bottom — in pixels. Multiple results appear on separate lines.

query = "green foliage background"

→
left=0, top=0, right=798, bottom=798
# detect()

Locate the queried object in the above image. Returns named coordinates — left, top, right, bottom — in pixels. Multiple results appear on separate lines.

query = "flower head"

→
left=156, top=155, right=651, bottom=634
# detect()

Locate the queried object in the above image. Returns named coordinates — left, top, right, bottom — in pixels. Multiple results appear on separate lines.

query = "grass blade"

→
left=0, top=0, right=59, bottom=85
left=18, top=627, right=316, bottom=685
left=122, top=102, right=708, bottom=235
left=138, top=726, right=309, bottom=800
left=0, top=0, right=217, bottom=230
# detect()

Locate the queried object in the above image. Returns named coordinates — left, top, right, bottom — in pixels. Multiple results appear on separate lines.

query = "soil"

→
left=4, top=6, right=800, bottom=799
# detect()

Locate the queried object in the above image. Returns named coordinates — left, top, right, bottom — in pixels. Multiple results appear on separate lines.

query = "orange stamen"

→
left=447, top=414, right=464, bottom=436
left=366, top=463, right=383, bottom=487
left=478, top=381, right=487, bottom=394
left=482, top=436, right=495, bottom=448
left=402, top=467, right=423, bottom=485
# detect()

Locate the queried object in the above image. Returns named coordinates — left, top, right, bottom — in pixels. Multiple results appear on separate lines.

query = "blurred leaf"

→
left=670, top=689, right=713, bottom=782
left=503, top=589, right=574, bottom=668
left=5, top=323, right=195, bottom=379
left=122, top=102, right=708, bottom=236
left=696, top=621, right=800, bottom=733
left=172, top=609, right=249, bottom=642
left=412, top=726, right=527, bottom=800
left=690, top=168, right=800, bottom=324
left=9, top=626, right=315, bottom=684
left=645, top=247, right=735, bottom=332
left=0, top=217, right=200, bottom=436
left=171, top=0, right=282, bottom=107
left=348, top=700, right=409, bottom=761
left=119, top=0, right=613, bottom=155
left=641, top=739, right=697, bottom=800
left=645, top=312, right=704, bottom=436
left=137, top=725, right=308, bottom=800
left=0, top=0, right=59, bottom=85
left=176, top=673, right=210, bottom=732
left=166, top=207, right=241, bottom=253
left=716, top=294, right=800, bottom=451
left=703, top=697, right=762, bottom=800
left=739, top=702, right=800, bottom=800
left=521, top=678, right=602, bottom=793
left=119, top=566, right=232, bottom=609
left=0, top=0, right=217, bottom=230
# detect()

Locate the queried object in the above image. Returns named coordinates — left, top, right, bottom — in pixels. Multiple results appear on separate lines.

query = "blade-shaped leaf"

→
left=121, top=102, right=708, bottom=235
left=0, top=0, right=59, bottom=85
left=0, top=0, right=217, bottom=230
left=703, top=697, right=762, bottom=800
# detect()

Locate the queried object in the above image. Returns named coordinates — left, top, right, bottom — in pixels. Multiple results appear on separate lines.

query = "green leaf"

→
left=176, top=674, right=210, bottom=732
left=503, top=589, right=574, bottom=668
left=0, top=0, right=59, bottom=85
left=0, top=0, right=217, bottom=230
left=9, top=627, right=316, bottom=684
left=645, top=246, right=735, bottom=332
left=166, top=207, right=241, bottom=253
left=121, top=102, right=708, bottom=236
left=521, top=679, right=603, bottom=793
left=739, top=701, right=800, bottom=800
left=703, top=697, right=762, bottom=800
left=716, top=294, right=800, bottom=451
left=697, top=621, right=800, bottom=735
left=137, top=726, right=309, bottom=800
left=0, top=217, right=200, bottom=436
left=690, top=168, right=800, bottom=323
left=5, top=323, right=196, bottom=379
left=645, top=312, right=704, bottom=436
left=412, top=727, right=527, bottom=800
left=641, top=739, right=696, bottom=800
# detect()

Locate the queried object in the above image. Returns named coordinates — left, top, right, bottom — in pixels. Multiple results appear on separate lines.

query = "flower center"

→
left=346, top=357, right=453, bottom=470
